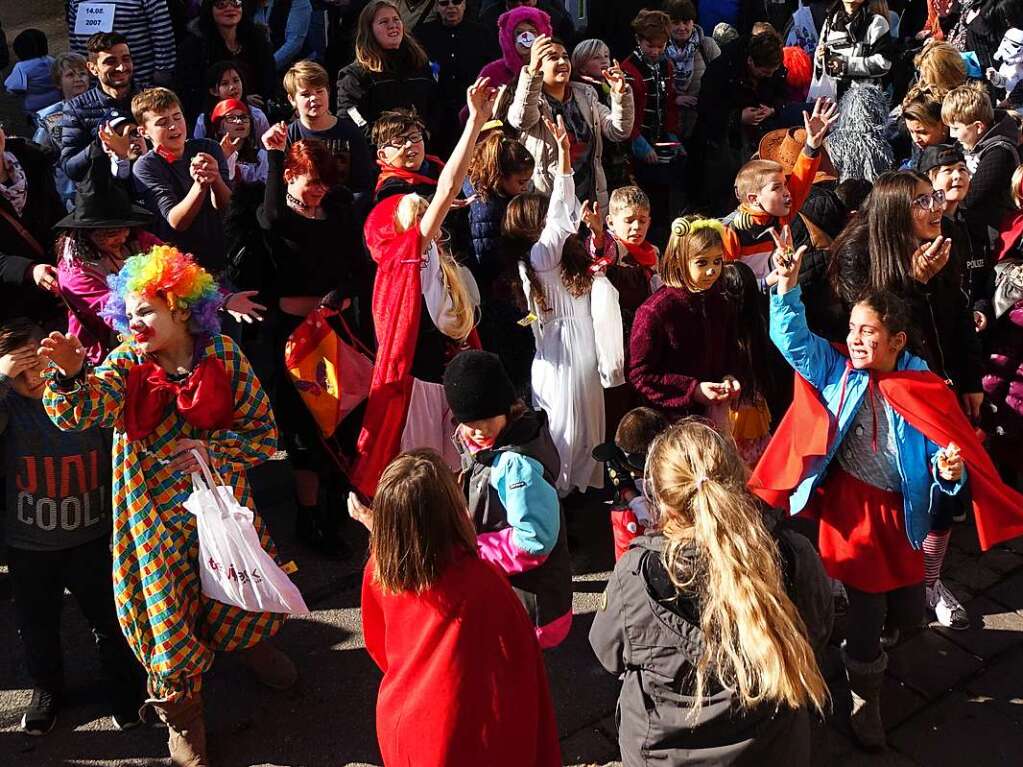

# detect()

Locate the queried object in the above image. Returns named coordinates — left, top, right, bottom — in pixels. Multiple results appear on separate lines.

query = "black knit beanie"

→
left=443, top=350, right=517, bottom=423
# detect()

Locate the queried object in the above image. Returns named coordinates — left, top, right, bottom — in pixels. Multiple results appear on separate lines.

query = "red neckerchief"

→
left=155, top=145, right=181, bottom=164
left=124, top=355, right=234, bottom=441
left=374, top=155, right=445, bottom=192
left=611, top=231, right=659, bottom=269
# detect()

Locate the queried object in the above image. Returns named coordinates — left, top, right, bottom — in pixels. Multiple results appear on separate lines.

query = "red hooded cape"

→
left=750, top=367, right=1023, bottom=551
left=351, top=195, right=424, bottom=498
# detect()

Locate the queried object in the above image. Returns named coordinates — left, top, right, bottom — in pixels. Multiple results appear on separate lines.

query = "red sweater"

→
left=362, top=548, right=562, bottom=767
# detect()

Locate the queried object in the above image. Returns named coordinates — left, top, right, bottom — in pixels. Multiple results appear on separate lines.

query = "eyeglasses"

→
left=223, top=113, right=250, bottom=124
left=437, top=0, right=464, bottom=6
left=384, top=132, right=423, bottom=149
left=911, top=189, right=946, bottom=212
left=214, top=0, right=243, bottom=9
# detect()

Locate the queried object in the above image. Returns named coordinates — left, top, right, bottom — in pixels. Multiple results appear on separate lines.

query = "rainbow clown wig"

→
left=101, top=245, right=222, bottom=336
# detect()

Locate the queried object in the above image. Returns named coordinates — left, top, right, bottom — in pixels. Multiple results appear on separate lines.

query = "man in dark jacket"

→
left=59, top=32, right=138, bottom=184
left=695, top=32, right=787, bottom=212
left=417, top=0, right=494, bottom=154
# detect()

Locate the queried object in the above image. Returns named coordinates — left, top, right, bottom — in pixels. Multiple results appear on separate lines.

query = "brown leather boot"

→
left=151, top=692, right=209, bottom=767
left=239, top=640, right=298, bottom=690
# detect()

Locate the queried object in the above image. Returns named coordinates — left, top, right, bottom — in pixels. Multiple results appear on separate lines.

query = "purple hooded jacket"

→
left=478, top=6, right=553, bottom=89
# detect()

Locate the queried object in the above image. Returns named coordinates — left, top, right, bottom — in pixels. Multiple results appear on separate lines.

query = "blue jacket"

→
left=462, top=178, right=510, bottom=289
left=59, top=86, right=135, bottom=182
left=770, top=286, right=965, bottom=548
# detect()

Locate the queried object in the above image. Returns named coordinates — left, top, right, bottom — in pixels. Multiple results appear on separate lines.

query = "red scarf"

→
left=155, top=144, right=181, bottom=164
left=124, top=356, right=234, bottom=441
left=612, top=232, right=659, bottom=269
left=750, top=367, right=1023, bottom=550
left=374, top=155, right=444, bottom=192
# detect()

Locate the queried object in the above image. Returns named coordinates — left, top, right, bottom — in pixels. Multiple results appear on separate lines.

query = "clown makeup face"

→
left=687, top=244, right=724, bottom=292
left=125, top=293, right=190, bottom=354
left=847, top=302, right=906, bottom=372
left=87, top=227, right=131, bottom=256
left=514, top=22, right=539, bottom=59
left=607, top=204, right=651, bottom=245
left=460, top=414, right=508, bottom=452
left=750, top=170, right=792, bottom=217
left=905, top=117, right=948, bottom=150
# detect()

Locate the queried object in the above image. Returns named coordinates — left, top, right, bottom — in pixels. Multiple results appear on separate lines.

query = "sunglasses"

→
left=437, top=0, right=464, bottom=6
left=911, top=189, right=946, bottom=212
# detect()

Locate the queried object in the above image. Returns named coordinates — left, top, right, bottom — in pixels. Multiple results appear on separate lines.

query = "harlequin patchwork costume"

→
left=42, top=246, right=285, bottom=764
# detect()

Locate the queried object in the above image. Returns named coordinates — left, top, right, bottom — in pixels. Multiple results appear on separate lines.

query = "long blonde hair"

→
left=914, top=41, right=967, bottom=96
left=646, top=420, right=829, bottom=714
left=395, top=194, right=477, bottom=341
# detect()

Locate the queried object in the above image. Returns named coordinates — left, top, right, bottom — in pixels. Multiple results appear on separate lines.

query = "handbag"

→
left=183, top=450, right=309, bottom=615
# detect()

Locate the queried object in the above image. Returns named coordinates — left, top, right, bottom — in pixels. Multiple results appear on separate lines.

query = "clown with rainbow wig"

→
left=38, top=245, right=292, bottom=766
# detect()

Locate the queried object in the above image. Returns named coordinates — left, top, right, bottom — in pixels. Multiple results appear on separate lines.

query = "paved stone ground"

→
left=1, top=458, right=1023, bottom=767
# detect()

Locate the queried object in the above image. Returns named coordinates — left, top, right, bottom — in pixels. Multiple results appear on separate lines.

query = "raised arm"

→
left=40, top=334, right=133, bottom=432
left=418, top=77, right=498, bottom=247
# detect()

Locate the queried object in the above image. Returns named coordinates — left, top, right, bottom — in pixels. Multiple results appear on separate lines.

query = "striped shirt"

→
left=66, top=0, right=176, bottom=87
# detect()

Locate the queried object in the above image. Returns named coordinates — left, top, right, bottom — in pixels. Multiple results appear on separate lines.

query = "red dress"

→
left=361, top=548, right=562, bottom=767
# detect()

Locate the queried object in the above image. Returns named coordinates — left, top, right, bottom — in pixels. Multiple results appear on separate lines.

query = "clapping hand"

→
left=802, top=97, right=838, bottom=150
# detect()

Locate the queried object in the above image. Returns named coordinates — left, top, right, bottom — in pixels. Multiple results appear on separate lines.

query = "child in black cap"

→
left=592, top=406, right=668, bottom=560
left=443, top=350, right=573, bottom=649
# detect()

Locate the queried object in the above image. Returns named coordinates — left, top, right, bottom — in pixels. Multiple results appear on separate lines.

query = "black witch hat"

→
left=55, top=147, right=153, bottom=230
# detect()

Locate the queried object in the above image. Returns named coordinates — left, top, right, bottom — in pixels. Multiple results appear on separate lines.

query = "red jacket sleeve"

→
left=782, top=151, right=822, bottom=225
left=360, top=561, right=388, bottom=673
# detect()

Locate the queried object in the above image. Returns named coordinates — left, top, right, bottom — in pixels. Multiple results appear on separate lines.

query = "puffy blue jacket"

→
left=770, top=285, right=965, bottom=548
left=462, top=178, right=510, bottom=292
left=59, top=86, right=135, bottom=182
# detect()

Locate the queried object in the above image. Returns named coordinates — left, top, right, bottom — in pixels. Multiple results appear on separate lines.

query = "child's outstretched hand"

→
left=602, top=59, right=628, bottom=95
left=767, top=226, right=808, bottom=294
left=261, top=121, right=288, bottom=152
left=937, top=443, right=964, bottom=482
left=526, top=34, right=554, bottom=75
left=466, top=76, right=498, bottom=123
left=544, top=114, right=570, bottom=153
left=803, top=97, right=838, bottom=150
left=37, top=332, right=85, bottom=378
left=581, top=200, right=603, bottom=233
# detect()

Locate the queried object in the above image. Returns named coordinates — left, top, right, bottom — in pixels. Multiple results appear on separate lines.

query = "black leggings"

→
left=844, top=582, right=925, bottom=662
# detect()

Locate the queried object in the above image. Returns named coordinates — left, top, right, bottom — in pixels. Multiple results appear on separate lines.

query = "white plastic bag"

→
left=184, top=451, right=309, bottom=615
left=786, top=1, right=819, bottom=55
left=807, top=69, right=839, bottom=102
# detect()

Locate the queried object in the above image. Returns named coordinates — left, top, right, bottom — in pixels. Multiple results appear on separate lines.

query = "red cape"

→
left=750, top=366, right=1023, bottom=550
left=362, top=549, right=562, bottom=767
left=351, top=195, right=423, bottom=498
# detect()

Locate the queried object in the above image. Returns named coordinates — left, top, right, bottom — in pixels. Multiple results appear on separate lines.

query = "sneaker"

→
left=927, top=580, right=970, bottom=630
left=21, top=688, right=59, bottom=735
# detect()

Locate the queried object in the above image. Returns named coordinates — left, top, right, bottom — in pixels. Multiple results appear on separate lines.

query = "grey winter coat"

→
left=507, top=68, right=634, bottom=211
left=589, top=530, right=832, bottom=766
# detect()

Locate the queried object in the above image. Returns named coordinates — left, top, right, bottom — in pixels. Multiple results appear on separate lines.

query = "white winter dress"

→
left=520, top=171, right=625, bottom=494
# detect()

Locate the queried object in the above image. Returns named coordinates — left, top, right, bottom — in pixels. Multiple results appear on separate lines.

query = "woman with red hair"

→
left=784, top=45, right=813, bottom=103
left=258, top=126, right=365, bottom=555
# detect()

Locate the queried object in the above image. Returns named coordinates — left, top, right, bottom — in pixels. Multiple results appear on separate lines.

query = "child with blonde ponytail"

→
left=590, top=419, right=832, bottom=766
